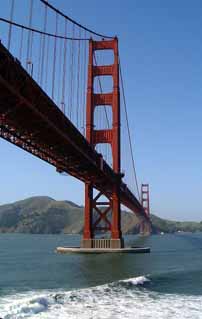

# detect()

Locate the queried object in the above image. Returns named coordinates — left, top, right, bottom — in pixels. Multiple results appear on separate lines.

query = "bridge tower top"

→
left=86, top=38, right=120, bottom=174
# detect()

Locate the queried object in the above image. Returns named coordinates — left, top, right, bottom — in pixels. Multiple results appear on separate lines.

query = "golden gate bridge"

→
left=0, top=0, right=151, bottom=249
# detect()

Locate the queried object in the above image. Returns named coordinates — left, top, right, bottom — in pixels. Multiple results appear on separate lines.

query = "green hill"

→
left=0, top=196, right=139, bottom=234
left=0, top=196, right=201, bottom=234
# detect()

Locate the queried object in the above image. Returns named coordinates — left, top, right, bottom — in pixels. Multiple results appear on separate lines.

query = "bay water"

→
left=0, top=233, right=202, bottom=318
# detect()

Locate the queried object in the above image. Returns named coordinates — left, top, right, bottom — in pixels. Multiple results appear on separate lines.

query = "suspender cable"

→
left=40, top=1, right=48, bottom=86
left=38, top=33, right=42, bottom=81
left=26, top=0, right=33, bottom=70
left=119, top=58, right=140, bottom=200
left=8, top=0, right=15, bottom=50
left=79, top=30, right=85, bottom=131
left=19, top=27, right=24, bottom=61
left=76, top=29, right=81, bottom=128
left=79, top=31, right=83, bottom=131
left=61, top=19, right=68, bottom=114
left=82, top=31, right=87, bottom=136
left=69, top=24, right=75, bottom=120
left=57, top=37, right=62, bottom=106
left=45, top=35, right=50, bottom=92
left=52, top=12, right=58, bottom=101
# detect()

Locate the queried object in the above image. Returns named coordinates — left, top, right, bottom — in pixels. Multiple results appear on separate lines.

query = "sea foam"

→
left=1, top=276, right=202, bottom=319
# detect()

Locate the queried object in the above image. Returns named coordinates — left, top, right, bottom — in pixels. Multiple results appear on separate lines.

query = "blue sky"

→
left=1, top=0, right=202, bottom=221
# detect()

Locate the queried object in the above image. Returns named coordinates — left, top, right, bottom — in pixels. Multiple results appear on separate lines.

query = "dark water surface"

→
left=0, top=233, right=202, bottom=318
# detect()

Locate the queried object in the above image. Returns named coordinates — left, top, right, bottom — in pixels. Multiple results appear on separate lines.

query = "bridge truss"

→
left=0, top=0, right=151, bottom=247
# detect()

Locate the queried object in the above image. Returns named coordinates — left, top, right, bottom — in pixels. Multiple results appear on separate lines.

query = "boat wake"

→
left=1, top=276, right=202, bottom=319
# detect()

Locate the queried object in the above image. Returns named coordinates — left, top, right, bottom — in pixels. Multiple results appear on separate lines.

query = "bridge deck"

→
left=0, top=41, right=148, bottom=220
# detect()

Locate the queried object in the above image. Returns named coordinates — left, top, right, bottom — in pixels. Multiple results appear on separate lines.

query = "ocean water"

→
left=0, top=233, right=202, bottom=318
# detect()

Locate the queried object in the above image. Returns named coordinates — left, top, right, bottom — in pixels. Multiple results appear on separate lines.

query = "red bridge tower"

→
left=82, top=38, right=124, bottom=249
left=140, top=184, right=151, bottom=235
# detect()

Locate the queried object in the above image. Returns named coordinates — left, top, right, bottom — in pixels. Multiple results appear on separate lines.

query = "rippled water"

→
left=0, top=233, right=202, bottom=318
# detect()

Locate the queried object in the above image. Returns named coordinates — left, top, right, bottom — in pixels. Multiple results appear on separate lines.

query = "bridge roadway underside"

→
left=0, top=42, right=149, bottom=222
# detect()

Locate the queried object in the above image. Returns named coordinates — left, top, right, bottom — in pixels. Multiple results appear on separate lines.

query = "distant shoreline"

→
left=0, top=196, right=202, bottom=235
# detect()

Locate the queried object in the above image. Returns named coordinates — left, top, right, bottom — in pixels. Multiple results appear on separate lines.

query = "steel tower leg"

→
left=82, top=183, right=93, bottom=247
left=82, top=38, right=124, bottom=249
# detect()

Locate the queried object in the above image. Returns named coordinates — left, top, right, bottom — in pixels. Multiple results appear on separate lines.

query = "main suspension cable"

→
left=39, top=0, right=114, bottom=39
left=0, top=18, right=90, bottom=41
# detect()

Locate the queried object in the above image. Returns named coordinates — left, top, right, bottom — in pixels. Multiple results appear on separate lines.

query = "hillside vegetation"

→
left=0, top=196, right=139, bottom=234
left=0, top=196, right=201, bottom=234
left=150, top=214, right=202, bottom=233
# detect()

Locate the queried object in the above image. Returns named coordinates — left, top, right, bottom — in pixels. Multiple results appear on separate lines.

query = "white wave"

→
left=1, top=277, right=202, bottom=319
left=121, top=275, right=150, bottom=285
left=0, top=293, right=51, bottom=318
